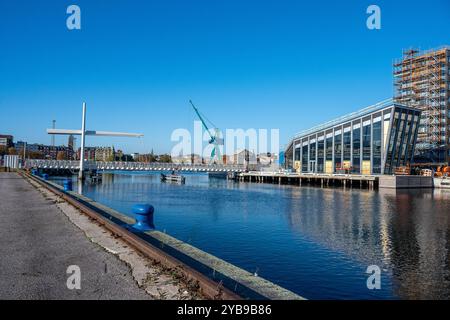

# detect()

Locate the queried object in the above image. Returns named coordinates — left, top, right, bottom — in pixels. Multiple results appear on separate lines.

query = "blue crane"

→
left=189, top=100, right=223, bottom=164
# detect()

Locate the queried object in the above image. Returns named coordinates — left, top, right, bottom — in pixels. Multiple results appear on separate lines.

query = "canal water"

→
left=52, top=172, right=450, bottom=299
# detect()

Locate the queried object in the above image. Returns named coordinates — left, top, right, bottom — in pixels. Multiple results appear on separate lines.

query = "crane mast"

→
left=189, top=100, right=223, bottom=164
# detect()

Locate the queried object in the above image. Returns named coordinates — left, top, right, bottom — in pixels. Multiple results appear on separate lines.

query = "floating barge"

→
left=160, top=173, right=185, bottom=184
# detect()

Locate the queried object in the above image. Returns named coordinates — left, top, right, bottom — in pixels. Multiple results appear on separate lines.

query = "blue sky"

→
left=0, top=0, right=449, bottom=154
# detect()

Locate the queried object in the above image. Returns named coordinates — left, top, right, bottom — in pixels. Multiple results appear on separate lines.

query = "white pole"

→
left=78, top=102, right=87, bottom=180
left=52, top=120, right=56, bottom=146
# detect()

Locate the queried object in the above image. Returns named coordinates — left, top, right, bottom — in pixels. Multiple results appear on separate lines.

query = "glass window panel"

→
left=326, top=137, right=333, bottom=161
left=343, top=131, right=351, bottom=161
left=302, top=145, right=308, bottom=172
left=384, top=112, right=400, bottom=174
left=400, top=114, right=412, bottom=165
left=393, top=114, right=406, bottom=167
left=372, top=121, right=382, bottom=174
left=294, top=147, right=300, bottom=161
left=334, top=133, right=342, bottom=171
left=310, top=142, right=316, bottom=161
left=317, top=138, right=324, bottom=173
left=363, top=124, right=371, bottom=161
left=352, top=127, right=361, bottom=173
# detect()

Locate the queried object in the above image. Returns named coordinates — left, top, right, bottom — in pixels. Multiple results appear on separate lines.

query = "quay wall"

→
left=379, top=176, right=433, bottom=189
left=22, top=170, right=304, bottom=300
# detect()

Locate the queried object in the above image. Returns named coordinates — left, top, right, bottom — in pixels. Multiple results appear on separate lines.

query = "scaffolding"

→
left=394, top=46, right=450, bottom=163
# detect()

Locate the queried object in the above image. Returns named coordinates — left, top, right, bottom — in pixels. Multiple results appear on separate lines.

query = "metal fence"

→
left=3, top=155, right=20, bottom=169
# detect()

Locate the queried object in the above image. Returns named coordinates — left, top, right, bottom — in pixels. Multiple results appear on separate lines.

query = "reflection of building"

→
left=285, top=100, right=421, bottom=175
left=394, top=46, right=450, bottom=163
left=284, top=186, right=450, bottom=299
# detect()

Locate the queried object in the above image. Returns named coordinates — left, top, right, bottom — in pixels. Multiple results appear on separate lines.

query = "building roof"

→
left=290, top=99, right=417, bottom=141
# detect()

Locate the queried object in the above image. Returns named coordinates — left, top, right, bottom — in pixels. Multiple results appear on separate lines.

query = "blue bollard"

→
left=132, top=204, right=154, bottom=231
left=63, top=179, right=73, bottom=191
left=42, top=173, right=49, bottom=180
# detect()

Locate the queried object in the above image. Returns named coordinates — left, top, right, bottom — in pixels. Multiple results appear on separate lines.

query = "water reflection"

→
left=284, top=187, right=450, bottom=299
left=54, top=173, right=450, bottom=299
left=384, top=189, right=450, bottom=299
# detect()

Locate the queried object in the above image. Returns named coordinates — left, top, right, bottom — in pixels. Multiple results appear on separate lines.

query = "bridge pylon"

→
left=47, top=102, right=143, bottom=180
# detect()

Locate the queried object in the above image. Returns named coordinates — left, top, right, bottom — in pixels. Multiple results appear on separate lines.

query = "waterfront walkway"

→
left=0, top=172, right=151, bottom=299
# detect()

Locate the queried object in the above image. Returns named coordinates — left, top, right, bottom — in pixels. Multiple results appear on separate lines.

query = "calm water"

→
left=52, top=172, right=450, bottom=299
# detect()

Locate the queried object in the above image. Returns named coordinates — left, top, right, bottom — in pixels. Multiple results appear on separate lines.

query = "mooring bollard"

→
left=42, top=173, right=49, bottom=180
left=132, top=204, right=154, bottom=231
left=63, top=179, right=73, bottom=191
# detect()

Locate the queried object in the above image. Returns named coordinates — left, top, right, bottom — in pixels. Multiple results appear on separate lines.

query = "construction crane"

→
left=189, top=100, right=223, bottom=164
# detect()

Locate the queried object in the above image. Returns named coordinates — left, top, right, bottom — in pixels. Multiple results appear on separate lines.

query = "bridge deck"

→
left=26, top=160, right=245, bottom=172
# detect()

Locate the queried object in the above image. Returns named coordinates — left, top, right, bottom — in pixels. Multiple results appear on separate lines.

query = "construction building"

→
left=285, top=100, right=421, bottom=175
left=394, top=46, right=450, bottom=164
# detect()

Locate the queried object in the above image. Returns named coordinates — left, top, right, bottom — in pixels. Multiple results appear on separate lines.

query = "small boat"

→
left=160, top=173, right=185, bottom=184
left=88, top=170, right=102, bottom=184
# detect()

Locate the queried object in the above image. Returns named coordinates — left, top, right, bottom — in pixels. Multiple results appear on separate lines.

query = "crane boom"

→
left=189, top=100, right=215, bottom=142
left=188, top=100, right=223, bottom=164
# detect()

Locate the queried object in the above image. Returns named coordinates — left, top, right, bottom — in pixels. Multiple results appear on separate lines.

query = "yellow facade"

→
left=325, top=161, right=333, bottom=174
left=294, top=161, right=301, bottom=173
left=362, top=161, right=371, bottom=175
left=343, top=161, right=351, bottom=169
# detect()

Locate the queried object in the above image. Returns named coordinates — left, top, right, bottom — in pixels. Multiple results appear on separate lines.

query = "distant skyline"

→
left=1, top=0, right=449, bottom=153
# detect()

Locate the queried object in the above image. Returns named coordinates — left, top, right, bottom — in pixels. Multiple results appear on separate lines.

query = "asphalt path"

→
left=0, top=172, right=150, bottom=300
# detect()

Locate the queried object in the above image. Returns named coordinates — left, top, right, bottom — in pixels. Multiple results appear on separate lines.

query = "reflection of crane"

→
left=189, top=100, right=223, bottom=164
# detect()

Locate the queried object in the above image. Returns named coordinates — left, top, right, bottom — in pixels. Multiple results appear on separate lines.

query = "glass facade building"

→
left=285, top=100, right=421, bottom=175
